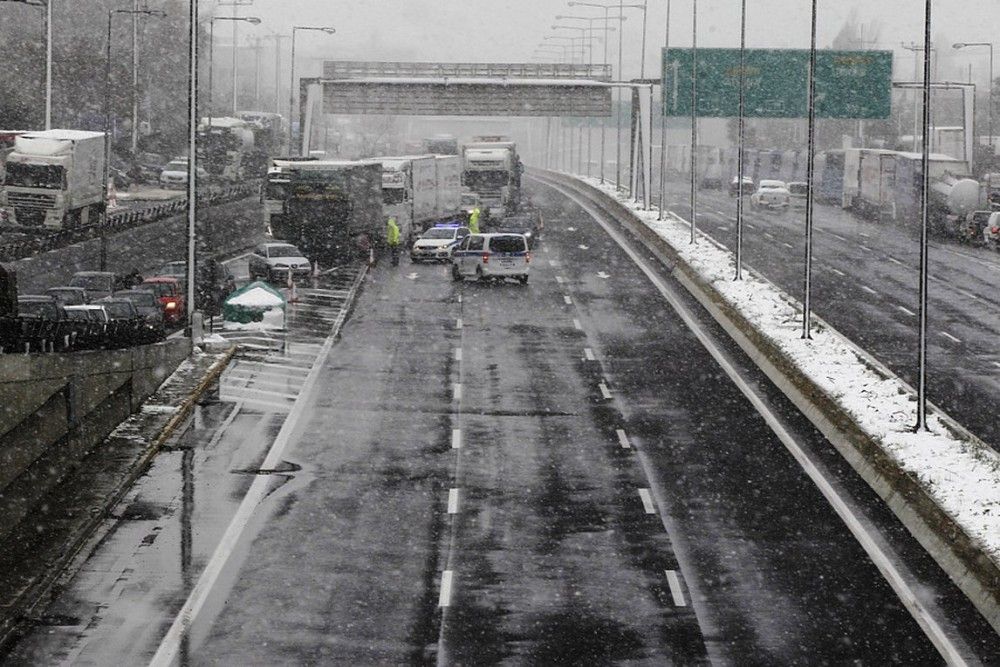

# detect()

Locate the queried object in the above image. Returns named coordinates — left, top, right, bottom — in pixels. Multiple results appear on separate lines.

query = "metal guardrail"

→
left=0, top=182, right=260, bottom=263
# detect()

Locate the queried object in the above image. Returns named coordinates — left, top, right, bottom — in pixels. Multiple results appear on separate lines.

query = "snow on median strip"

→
left=580, top=175, right=1000, bottom=569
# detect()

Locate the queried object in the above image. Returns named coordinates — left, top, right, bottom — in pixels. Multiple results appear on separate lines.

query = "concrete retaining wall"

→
left=0, top=338, right=191, bottom=541
left=11, top=197, right=264, bottom=293
left=540, top=171, right=1000, bottom=635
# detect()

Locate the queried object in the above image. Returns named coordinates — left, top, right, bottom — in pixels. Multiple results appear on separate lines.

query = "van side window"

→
left=467, top=236, right=485, bottom=251
left=459, top=236, right=471, bottom=251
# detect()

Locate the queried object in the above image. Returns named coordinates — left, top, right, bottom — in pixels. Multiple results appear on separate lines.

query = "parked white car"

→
left=248, top=242, right=312, bottom=283
left=159, top=158, right=208, bottom=189
left=750, top=180, right=791, bottom=209
left=451, top=233, right=530, bottom=284
left=410, top=224, right=470, bottom=262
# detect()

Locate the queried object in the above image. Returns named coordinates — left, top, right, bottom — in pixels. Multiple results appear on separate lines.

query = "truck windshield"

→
left=5, top=163, right=65, bottom=189
left=422, top=229, right=455, bottom=240
left=265, top=179, right=290, bottom=201
left=465, top=171, right=508, bottom=189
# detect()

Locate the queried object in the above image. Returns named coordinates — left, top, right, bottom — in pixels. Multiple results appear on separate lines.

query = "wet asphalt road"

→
left=6, top=179, right=1000, bottom=664
left=661, top=180, right=1000, bottom=451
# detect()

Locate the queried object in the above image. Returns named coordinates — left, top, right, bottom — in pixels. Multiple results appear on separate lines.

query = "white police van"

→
left=451, top=233, right=530, bottom=284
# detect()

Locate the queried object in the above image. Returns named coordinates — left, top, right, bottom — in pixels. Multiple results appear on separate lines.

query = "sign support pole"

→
left=801, top=0, right=817, bottom=339
left=689, top=0, right=697, bottom=244
left=735, top=0, right=746, bottom=279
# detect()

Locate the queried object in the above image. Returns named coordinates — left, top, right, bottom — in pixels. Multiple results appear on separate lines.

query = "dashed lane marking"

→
left=860, top=285, right=878, bottom=296
left=454, top=348, right=462, bottom=362
left=888, top=256, right=904, bottom=266
left=638, top=488, right=656, bottom=514
left=457, top=294, right=462, bottom=303
left=897, top=305, right=916, bottom=317
left=859, top=232, right=871, bottom=238
left=616, top=429, right=632, bottom=449
left=563, top=295, right=573, bottom=305
left=598, top=383, right=612, bottom=399
left=453, top=383, right=463, bottom=401
left=455, top=318, right=463, bottom=330
left=452, top=429, right=462, bottom=450
left=940, top=331, right=962, bottom=344
left=781, top=242, right=794, bottom=250
left=447, top=489, right=459, bottom=514
left=665, top=570, right=688, bottom=606
left=829, top=267, right=846, bottom=277
left=556, top=276, right=566, bottom=284
left=584, top=348, right=596, bottom=361
left=858, top=244, right=873, bottom=252
left=831, top=233, right=848, bottom=242
left=573, top=318, right=583, bottom=330
left=993, top=362, right=1000, bottom=370
left=439, top=570, right=454, bottom=607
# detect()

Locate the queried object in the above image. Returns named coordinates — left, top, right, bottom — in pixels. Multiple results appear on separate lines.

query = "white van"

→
left=451, top=233, right=530, bottom=284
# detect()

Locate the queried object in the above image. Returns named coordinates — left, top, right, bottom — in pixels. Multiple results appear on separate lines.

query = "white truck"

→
left=461, top=136, right=522, bottom=215
left=366, top=154, right=463, bottom=239
left=1, top=129, right=105, bottom=229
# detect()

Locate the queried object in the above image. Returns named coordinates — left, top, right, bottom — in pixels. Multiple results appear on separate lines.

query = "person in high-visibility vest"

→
left=468, top=207, right=481, bottom=234
left=386, top=216, right=401, bottom=266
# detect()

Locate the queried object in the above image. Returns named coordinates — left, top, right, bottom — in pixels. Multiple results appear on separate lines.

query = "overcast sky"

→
left=211, top=1, right=1000, bottom=85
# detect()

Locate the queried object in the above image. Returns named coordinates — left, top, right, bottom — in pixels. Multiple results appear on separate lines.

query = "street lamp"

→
left=208, top=16, right=261, bottom=125
left=1, top=0, right=51, bottom=129
left=290, top=25, right=336, bottom=155
left=103, top=7, right=165, bottom=269
left=953, top=42, right=994, bottom=151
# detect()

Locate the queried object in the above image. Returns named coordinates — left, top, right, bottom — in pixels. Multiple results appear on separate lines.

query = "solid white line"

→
left=150, top=270, right=364, bottom=667
left=454, top=348, right=462, bottom=362
left=573, top=318, right=583, bottom=330
left=860, top=285, right=878, bottom=296
left=829, top=267, right=846, bottom=277
left=447, top=488, right=459, bottom=514
left=940, top=331, right=962, bottom=344
left=452, top=429, right=462, bottom=450
left=584, top=347, right=596, bottom=361
left=455, top=318, right=463, bottom=330
left=546, top=181, right=968, bottom=666
left=598, top=383, right=612, bottom=399
left=563, top=295, right=573, bottom=305
left=638, top=488, right=656, bottom=514
left=665, top=570, right=687, bottom=606
left=439, top=570, right=454, bottom=607
left=616, top=428, right=632, bottom=449
left=897, top=305, right=916, bottom=317
left=453, top=383, right=463, bottom=401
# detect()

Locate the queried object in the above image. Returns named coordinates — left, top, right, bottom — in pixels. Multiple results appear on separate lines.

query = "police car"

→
left=451, top=233, right=530, bottom=284
left=410, top=223, right=471, bottom=262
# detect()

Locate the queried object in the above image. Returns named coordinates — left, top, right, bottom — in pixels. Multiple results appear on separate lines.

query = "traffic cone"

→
left=107, top=179, right=119, bottom=209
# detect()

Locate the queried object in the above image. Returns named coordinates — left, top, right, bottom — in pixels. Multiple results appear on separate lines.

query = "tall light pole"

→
left=953, top=42, right=994, bottom=152
left=689, top=0, right=697, bottom=244
left=103, top=7, right=165, bottom=269
left=290, top=25, right=336, bottom=155
left=734, top=0, right=746, bottom=275
left=187, top=0, right=199, bottom=331
left=215, top=0, right=255, bottom=115
left=801, top=0, right=818, bottom=337
left=916, top=0, right=933, bottom=431
left=208, top=16, right=261, bottom=126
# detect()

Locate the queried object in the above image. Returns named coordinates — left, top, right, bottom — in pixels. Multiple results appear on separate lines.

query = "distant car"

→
left=729, top=175, right=755, bottom=197
left=97, top=297, right=145, bottom=345
left=248, top=242, right=311, bottom=283
left=451, top=233, right=530, bottom=284
left=115, top=289, right=165, bottom=338
left=156, top=260, right=187, bottom=280
left=984, top=212, right=1000, bottom=249
left=962, top=210, right=994, bottom=244
left=139, top=276, right=186, bottom=324
left=159, top=158, right=208, bottom=189
left=487, top=210, right=543, bottom=248
left=69, top=271, right=126, bottom=300
left=63, top=304, right=109, bottom=348
left=137, top=152, right=168, bottom=182
left=17, top=295, right=64, bottom=320
left=410, top=224, right=470, bottom=262
left=787, top=181, right=809, bottom=208
left=46, top=286, right=89, bottom=306
left=750, top=180, right=791, bottom=210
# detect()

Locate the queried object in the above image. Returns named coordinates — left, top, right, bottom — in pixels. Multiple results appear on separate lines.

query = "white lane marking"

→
left=452, top=429, right=462, bottom=450
left=447, top=488, right=459, bottom=514
left=940, top=331, right=962, bottom=344
left=584, top=348, right=596, bottom=361
left=543, top=246, right=550, bottom=253
left=858, top=244, right=873, bottom=253
left=831, top=233, right=848, bottom=242
left=665, top=570, right=688, bottom=606
left=563, top=295, right=573, bottom=305
left=573, top=318, right=583, bottom=330
left=616, top=429, right=632, bottom=449
left=860, top=285, right=878, bottom=296
left=638, top=488, right=656, bottom=514
left=454, top=348, right=463, bottom=362
left=598, top=383, right=612, bottom=399
left=150, top=270, right=364, bottom=667
left=993, top=362, right=1000, bottom=370
left=763, top=232, right=775, bottom=240
left=547, top=181, right=968, bottom=665
left=457, top=294, right=462, bottom=303
left=888, top=256, right=904, bottom=266
left=439, top=570, right=454, bottom=607
left=897, top=305, right=916, bottom=317
left=829, top=267, right=846, bottom=277
left=746, top=222, right=756, bottom=230
left=859, top=232, right=871, bottom=238
left=597, top=271, right=611, bottom=279
left=781, top=242, right=794, bottom=250
left=453, top=383, right=463, bottom=401
left=456, top=318, right=463, bottom=329
left=556, top=276, right=566, bottom=284
left=551, top=259, right=561, bottom=267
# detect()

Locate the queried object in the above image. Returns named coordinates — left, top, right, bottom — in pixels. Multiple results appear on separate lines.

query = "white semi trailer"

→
left=367, top=154, right=463, bottom=239
left=1, top=129, right=105, bottom=230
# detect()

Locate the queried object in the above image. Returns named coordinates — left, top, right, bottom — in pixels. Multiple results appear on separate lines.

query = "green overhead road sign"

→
left=662, top=48, right=893, bottom=119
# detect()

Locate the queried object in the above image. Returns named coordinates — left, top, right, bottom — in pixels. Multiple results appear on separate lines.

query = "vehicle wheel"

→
left=518, top=275, right=529, bottom=285
left=452, top=264, right=463, bottom=282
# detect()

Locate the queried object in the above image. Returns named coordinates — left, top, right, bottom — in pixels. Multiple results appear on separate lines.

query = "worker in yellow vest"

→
left=469, top=207, right=481, bottom=234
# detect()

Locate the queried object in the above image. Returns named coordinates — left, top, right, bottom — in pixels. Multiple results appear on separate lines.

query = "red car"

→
left=139, top=276, right=186, bottom=324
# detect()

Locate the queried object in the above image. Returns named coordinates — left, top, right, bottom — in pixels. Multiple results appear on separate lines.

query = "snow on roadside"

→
left=578, top=175, right=1000, bottom=562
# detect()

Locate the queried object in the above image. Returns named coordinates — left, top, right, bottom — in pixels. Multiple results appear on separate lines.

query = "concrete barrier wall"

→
left=11, top=197, right=264, bottom=293
left=539, top=171, right=1000, bottom=635
left=0, top=338, right=191, bottom=540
